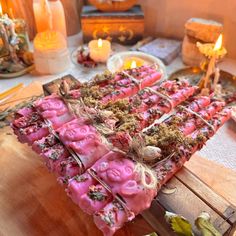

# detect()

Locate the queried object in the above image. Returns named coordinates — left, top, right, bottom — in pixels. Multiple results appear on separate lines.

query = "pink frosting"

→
left=58, top=119, right=109, bottom=169
left=67, top=173, right=96, bottom=204
left=56, top=156, right=82, bottom=184
left=79, top=184, right=111, bottom=215
left=34, top=94, right=74, bottom=128
left=92, top=151, right=157, bottom=214
left=93, top=201, right=127, bottom=236
left=40, top=143, right=69, bottom=172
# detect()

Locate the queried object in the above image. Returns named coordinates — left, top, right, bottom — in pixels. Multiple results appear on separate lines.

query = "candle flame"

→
left=130, top=60, right=137, bottom=69
left=0, top=2, right=3, bottom=16
left=214, top=34, right=223, bottom=51
left=98, top=38, right=103, bottom=48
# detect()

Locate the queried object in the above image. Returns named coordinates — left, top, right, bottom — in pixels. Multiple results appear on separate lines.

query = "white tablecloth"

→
left=1, top=33, right=235, bottom=171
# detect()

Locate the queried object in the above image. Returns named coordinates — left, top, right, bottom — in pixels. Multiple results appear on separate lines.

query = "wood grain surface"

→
left=0, top=126, right=153, bottom=236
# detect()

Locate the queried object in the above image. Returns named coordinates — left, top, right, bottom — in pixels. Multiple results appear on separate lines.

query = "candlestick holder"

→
left=169, top=67, right=236, bottom=106
left=196, top=35, right=227, bottom=94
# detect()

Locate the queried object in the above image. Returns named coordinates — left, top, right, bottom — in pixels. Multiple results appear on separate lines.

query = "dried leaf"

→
left=0, top=95, right=42, bottom=128
left=144, top=233, right=158, bottom=236
left=161, top=186, right=177, bottom=195
left=165, top=211, right=194, bottom=236
left=195, top=212, right=222, bottom=236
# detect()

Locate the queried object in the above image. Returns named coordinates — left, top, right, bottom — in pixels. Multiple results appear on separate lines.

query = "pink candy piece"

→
left=140, top=86, right=197, bottom=128
left=58, top=119, right=109, bottom=169
left=180, top=101, right=225, bottom=135
left=32, top=134, right=58, bottom=154
left=12, top=112, right=41, bottom=129
left=67, top=173, right=96, bottom=205
left=79, top=184, right=111, bottom=215
left=92, top=151, right=157, bottom=214
left=40, top=143, right=69, bottom=172
left=56, top=156, right=82, bottom=184
left=14, top=107, right=35, bottom=119
left=102, top=70, right=162, bottom=103
left=185, top=96, right=211, bottom=111
left=93, top=201, right=127, bottom=236
left=13, top=121, right=49, bottom=145
left=34, top=94, right=74, bottom=129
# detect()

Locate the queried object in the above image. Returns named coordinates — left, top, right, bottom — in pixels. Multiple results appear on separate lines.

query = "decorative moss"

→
left=144, top=123, right=196, bottom=158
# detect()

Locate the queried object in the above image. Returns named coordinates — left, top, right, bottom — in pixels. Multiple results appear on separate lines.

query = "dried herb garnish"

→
left=144, top=123, right=195, bottom=159
left=101, top=211, right=115, bottom=227
left=103, top=100, right=140, bottom=133
left=73, top=175, right=88, bottom=182
left=0, top=95, right=43, bottom=128
left=91, top=70, right=114, bottom=85
left=87, top=186, right=108, bottom=201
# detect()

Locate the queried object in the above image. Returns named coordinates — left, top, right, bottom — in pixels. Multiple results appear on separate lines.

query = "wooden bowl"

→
left=88, top=0, right=137, bottom=12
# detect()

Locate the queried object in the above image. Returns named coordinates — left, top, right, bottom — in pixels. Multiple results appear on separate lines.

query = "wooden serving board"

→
left=0, top=82, right=236, bottom=236
left=142, top=164, right=236, bottom=235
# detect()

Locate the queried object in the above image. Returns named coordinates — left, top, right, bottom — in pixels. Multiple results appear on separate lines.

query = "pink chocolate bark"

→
left=34, top=94, right=74, bottom=129
left=57, top=119, right=109, bottom=169
left=102, top=67, right=162, bottom=104
left=10, top=66, right=232, bottom=236
left=93, top=108, right=231, bottom=236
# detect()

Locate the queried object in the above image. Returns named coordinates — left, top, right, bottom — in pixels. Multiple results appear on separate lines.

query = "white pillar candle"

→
left=33, top=30, right=71, bottom=74
left=88, top=38, right=111, bottom=63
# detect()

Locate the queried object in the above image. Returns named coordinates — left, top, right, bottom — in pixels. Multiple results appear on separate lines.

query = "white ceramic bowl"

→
left=107, top=51, right=167, bottom=80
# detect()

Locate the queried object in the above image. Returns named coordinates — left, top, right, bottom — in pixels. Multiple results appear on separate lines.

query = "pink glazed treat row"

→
left=11, top=65, right=231, bottom=236
left=12, top=79, right=195, bottom=179
left=91, top=108, right=231, bottom=235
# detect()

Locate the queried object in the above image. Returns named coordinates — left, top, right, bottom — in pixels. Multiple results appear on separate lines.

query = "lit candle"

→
left=130, top=60, right=137, bottom=69
left=88, top=38, right=111, bottom=63
left=121, top=56, right=145, bottom=70
left=33, top=30, right=71, bottom=74
left=197, top=34, right=227, bottom=92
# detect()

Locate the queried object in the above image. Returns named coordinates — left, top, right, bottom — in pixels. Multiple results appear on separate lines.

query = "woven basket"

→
left=88, top=0, right=137, bottom=12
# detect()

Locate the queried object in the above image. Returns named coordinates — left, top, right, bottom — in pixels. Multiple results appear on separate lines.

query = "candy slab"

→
left=11, top=65, right=231, bottom=235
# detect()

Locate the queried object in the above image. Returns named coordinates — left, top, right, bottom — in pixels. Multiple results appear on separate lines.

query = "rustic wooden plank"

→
left=0, top=126, right=154, bottom=236
left=142, top=201, right=176, bottom=236
left=157, top=176, right=231, bottom=235
left=1, top=82, right=236, bottom=236
left=185, top=155, right=236, bottom=207
left=176, top=167, right=236, bottom=224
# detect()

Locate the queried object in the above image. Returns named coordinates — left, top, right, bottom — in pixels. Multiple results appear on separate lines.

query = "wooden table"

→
left=0, top=37, right=236, bottom=235
left=0, top=124, right=235, bottom=236
left=0, top=81, right=236, bottom=236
